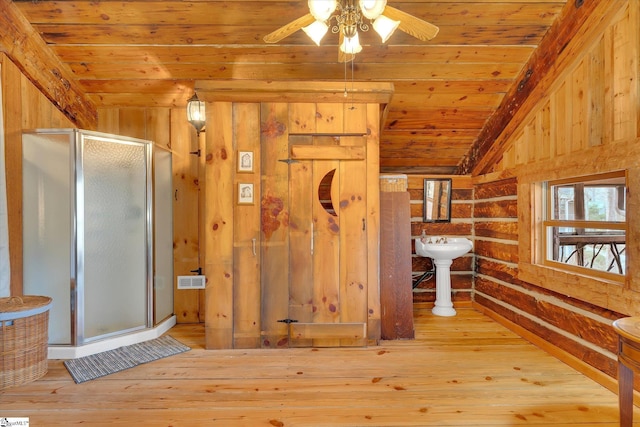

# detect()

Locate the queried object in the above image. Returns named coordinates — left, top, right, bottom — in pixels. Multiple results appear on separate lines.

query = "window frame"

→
left=541, top=171, right=627, bottom=282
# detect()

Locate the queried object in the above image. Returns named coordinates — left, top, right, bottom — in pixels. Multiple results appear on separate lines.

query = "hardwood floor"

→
left=2, top=306, right=637, bottom=426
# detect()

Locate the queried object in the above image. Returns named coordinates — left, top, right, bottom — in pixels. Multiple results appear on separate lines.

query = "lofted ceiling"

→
left=2, top=0, right=601, bottom=174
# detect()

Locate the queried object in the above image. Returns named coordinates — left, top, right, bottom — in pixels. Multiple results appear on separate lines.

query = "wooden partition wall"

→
left=196, top=81, right=393, bottom=350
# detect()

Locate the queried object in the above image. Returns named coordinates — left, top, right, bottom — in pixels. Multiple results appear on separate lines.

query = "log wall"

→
left=472, top=0, right=639, bottom=388
left=409, top=175, right=474, bottom=304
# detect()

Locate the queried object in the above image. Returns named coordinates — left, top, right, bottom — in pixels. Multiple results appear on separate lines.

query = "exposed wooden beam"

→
left=0, top=0, right=96, bottom=129
left=195, top=80, right=394, bottom=105
left=458, top=0, right=625, bottom=176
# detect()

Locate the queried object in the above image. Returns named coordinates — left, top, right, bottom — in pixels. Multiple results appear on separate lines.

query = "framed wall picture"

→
left=238, top=151, right=254, bottom=173
left=238, top=183, right=254, bottom=205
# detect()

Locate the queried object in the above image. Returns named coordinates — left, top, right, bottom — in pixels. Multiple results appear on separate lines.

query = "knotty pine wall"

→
left=472, top=0, right=639, bottom=389
left=409, top=175, right=474, bottom=304
left=1, top=54, right=74, bottom=295
left=197, top=88, right=387, bottom=349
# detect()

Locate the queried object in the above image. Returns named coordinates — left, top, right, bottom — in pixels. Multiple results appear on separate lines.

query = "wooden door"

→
left=286, top=135, right=368, bottom=347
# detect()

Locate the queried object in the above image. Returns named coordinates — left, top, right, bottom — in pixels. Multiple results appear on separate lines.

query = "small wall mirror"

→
left=423, top=178, right=452, bottom=222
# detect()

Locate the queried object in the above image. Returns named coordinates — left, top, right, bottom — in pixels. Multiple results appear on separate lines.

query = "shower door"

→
left=153, top=147, right=174, bottom=325
left=79, top=132, right=152, bottom=342
left=23, top=129, right=153, bottom=346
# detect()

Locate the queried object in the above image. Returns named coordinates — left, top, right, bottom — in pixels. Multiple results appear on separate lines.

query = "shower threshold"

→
left=47, top=315, right=177, bottom=360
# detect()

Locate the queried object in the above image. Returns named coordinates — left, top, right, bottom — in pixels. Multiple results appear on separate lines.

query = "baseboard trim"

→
left=472, top=301, right=640, bottom=406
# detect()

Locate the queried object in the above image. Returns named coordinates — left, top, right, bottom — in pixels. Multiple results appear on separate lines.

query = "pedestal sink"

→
left=415, top=236, right=473, bottom=317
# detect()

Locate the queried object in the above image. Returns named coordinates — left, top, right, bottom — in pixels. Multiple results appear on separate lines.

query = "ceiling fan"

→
left=263, top=0, right=439, bottom=62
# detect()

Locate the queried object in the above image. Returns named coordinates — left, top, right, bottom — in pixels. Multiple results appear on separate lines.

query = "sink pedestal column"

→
left=432, top=259, right=456, bottom=317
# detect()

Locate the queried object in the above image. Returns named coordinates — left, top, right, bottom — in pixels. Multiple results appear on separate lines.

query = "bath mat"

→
left=63, top=335, right=190, bottom=384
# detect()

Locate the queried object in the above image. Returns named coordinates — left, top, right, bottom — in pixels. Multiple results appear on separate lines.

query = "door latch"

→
left=277, top=318, right=298, bottom=324
left=278, top=158, right=299, bottom=164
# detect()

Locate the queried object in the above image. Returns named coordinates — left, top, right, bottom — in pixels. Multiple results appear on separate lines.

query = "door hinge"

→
left=277, top=318, right=298, bottom=324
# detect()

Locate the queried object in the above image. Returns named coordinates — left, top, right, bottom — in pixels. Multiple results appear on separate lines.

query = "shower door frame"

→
left=72, top=130, right=154, bottom=345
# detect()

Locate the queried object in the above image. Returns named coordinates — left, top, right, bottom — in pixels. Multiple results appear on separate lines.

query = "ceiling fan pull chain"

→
left=351, top=54, right=355, bottom=109
left=344, top=55, right=348, bottom=97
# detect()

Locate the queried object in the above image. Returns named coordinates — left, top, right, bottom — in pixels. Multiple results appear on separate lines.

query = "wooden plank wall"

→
left=409, top=175, right=474, bottom=304
left=202, top=98, right=382, bottom=349
left=1, top=54, right=74, bottom=296
left=258, top=102, right=290, bottom=349
left=380, top=190, right=413, bottom=339
left=203, top=101, right=235, bottom=348
left=232, top=103, right=261, bottom=348
left=472, top=0, right=639, bottom=389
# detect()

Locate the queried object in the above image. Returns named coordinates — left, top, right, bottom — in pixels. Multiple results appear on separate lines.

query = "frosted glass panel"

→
left=154, top=149, right=173, bottom=324
left=81, top=136, right=148, bottom=340
left=23, top=129, right=155, bottom=347
left=22, top=133, right=72, bottom=344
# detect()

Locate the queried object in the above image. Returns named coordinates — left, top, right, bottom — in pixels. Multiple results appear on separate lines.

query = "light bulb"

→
left=372, top=15, right=400, bottom=43
left=302, top=20, right=329, bottom=46
left=359, top=0, right=387, bottom=20
left=340, top=32, right=363, bottom=54
left=308, top=0, right=337, bottom=21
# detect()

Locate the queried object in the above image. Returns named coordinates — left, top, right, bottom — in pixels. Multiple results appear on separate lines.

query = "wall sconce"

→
left=186, top=92, right=206, bottom=136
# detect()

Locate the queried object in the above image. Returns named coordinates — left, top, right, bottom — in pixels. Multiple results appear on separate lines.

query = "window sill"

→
left=518, top=262, right=638, bottom=315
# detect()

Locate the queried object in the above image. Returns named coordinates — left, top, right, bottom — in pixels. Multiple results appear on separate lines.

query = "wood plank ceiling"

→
left=5, top=0, right=574, bottom=174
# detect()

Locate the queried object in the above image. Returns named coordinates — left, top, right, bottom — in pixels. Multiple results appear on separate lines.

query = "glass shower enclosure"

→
left=22, top=129, right=173, bottom=346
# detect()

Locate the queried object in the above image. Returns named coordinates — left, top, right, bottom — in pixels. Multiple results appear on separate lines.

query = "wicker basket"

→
left=1, top=295, right=52, bottom=390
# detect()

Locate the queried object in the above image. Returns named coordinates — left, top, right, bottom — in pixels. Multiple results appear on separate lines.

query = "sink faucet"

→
left=436, top=237, right=448, bottom=244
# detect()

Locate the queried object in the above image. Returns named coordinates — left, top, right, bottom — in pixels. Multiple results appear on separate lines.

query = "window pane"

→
left=552, top=186, right=575, bottom=220
left=550, top=176, right=625, bottom=222
left=546, top=226, right=625, bottom=275
left=583, top=186, right=625, bottom=221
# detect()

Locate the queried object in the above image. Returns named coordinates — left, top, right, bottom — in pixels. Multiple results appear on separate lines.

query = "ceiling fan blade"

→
left=383, top=6, right=439, bottom=41
left=263, top=13, right=316, bottom=44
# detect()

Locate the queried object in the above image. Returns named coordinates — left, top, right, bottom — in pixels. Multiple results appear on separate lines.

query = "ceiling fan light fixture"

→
left=358, top=0, right=387, bottom=20
left=265, top=0, right=438, bottom=59
left=186, top=92, right=206, bottom=136
left=308, top=0, right=337, bottom=21
left=340, top=31, right=362, bottom=55
left=372, top=15, right=400, bottom=43
left=302, top=20, right=329, bottom=45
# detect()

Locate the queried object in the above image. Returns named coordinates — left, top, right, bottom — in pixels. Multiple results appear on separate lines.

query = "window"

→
left=543, top=171, right=626, bottom=281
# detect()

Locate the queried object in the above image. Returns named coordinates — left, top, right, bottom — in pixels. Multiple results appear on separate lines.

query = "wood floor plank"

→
left=1, top=307, right=637, bottom=426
